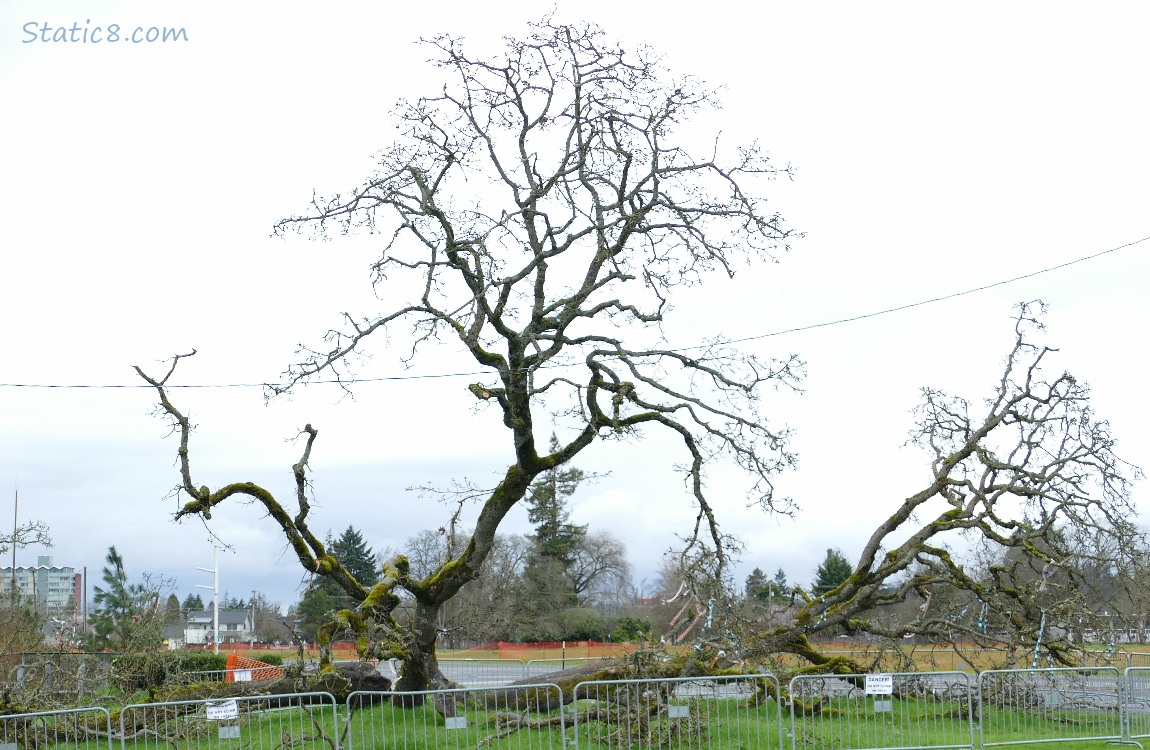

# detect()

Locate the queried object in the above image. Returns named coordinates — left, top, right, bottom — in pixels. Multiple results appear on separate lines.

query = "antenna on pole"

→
left=196, top=543, right=220, bottom=655
left=11, top=486, right=18, bottom=599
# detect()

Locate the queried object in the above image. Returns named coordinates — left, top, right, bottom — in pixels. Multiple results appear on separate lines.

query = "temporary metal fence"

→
left=0, top=706, right=112, bottom=750
left=526, top=656, right=611, bottom=678
left=14, top=667, right=1150, bottom=749
left=118, top=691, right=341, bottom=749
left=1124, top=666, right=1150, bottom=742
left=174, top=667, right=286, bottom=685
left=4, top=661, right=113, bottom=721
left=789, top=671, right=974, bottom=750
left=571, top=673, right=784, bottom=750
left=977, top=667, right=1124, bottom=747
left=345, top=683, right=563, bottom=750
left=431, top=657, right=612, bottom=687
left=435, top=658, right=529, bottom=688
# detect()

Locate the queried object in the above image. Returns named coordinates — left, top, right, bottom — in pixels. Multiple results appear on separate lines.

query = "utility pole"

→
left=196, top=544, right=219, bottom=655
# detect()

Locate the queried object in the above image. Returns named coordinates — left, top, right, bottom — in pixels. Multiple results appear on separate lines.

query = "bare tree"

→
left=734, top=302, right=1143, bottom=671
left=0, top=519, right=51, bottom=562
left=567, top=530, right=631, bottom=606
left=137, top=19, right=798, bottom=692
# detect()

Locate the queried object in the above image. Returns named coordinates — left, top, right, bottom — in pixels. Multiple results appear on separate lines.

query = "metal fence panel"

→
left=436, top=659, right=528, bottom=687
left=572, top=674, right=784, bottom=750
left=789, top=671, right=974, bottom=750
left=14, top=653, right=115, bottom=698
left=1124, top=667, right=1150, bottom=741
left=525, top=657, right=609, bottom=679
left=977, top=667, right=1122, bottom=747
left=0, top=706, right=112, bottom=750
left=118, top=691, right=340, bottom=749
left=345, top=683, right=563, bottom=750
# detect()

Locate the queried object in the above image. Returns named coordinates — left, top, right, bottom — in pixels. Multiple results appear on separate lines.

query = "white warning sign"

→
left=865, top=674, right=893, bottom=695
left=206, top=699, right=239, bottom=720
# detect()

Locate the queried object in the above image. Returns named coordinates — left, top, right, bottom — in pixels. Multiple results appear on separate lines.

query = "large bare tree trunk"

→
left=397, top=600, right=447, bottom=693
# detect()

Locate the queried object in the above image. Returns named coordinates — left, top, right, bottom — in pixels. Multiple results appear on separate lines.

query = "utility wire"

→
left=723, top=233, right=1150, bottom=345
left=1, top=233, right=1145, bottom=390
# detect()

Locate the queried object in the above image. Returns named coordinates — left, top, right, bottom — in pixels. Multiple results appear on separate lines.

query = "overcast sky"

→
left=1, top=1, right=1147, bottom=614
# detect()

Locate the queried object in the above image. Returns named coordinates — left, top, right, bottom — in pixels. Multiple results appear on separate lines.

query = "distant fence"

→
left=379, top=656, right=613, bottom=688
left=12, top=667, right=1150, bottom=749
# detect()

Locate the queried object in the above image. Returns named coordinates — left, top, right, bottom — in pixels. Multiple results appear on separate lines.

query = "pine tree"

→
left=745, top=567, right=768, bottom=600
left=525, top=434, right=587, bottom=565
left=164, top=593, right=182, bottom=624
left=772, top=568, right=791, bottom=593
left=812, top=548, right=853, bottom=595
left=85, top=546, right=161, bottom=650
left=330, top=526, right=379, bottom=586
left=772, top=568, right=790, bottom=601
left=297, top=526, right=379, bottom=637
left=515, top=435, right=591, bottom=631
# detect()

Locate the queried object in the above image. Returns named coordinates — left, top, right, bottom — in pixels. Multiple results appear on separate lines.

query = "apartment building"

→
left=0, top=555, right=82, bottom=613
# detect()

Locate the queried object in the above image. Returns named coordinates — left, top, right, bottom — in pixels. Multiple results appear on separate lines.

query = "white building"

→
left=182, top=609, right=254, bottom=645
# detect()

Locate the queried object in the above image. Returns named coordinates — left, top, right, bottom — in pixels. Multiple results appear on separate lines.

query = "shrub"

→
left=111, top=650, right=229, bottom=692
left=172, top=650, right=228, bottom=673
left=110, top=652, right=169, bottom=693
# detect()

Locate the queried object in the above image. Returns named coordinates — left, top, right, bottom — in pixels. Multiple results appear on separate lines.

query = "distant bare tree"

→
left=138, top=18, right=799, bottom=692
left=568, top=531, right=631, bottom=606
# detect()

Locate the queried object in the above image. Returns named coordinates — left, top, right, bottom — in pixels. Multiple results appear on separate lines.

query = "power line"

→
left=723, top=232, right=1150, bottom=345
left=1, top=233, right=1145, bottom=391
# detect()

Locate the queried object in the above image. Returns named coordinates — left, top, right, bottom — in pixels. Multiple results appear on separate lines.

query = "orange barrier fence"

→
left=223, top=652, right=285, bottom=682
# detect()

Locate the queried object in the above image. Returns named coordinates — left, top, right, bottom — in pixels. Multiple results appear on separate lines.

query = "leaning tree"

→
left=715, top=303, right=1143, bottom=676
left=137, top=19, right=801, bottom=691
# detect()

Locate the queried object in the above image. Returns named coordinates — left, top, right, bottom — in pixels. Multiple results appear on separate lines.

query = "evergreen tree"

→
left=296, top=526, right=379, bottom=637
left=514, top=436, right=592, bottom=633
left=812, top=548, right=853, bottom=595
left=772, top=568, right=790, bottom=602
left=182, top=593, right=205, bottom=611
left=296, top=585, right=339, bottom=639
left=745, top=567, right=768, bottom=600
left=85, top=546, right=162, bottom=650
left=330, top=526, right=379, bottom=586
left=164, top=593, right=182, bottom=624
left=525, top=434, right=587, bottom=565
left=772, top=568, right=791, bottom=598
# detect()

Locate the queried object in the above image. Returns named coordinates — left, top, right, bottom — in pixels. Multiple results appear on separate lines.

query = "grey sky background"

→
left=1, top=1, right=1147, bottom=612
